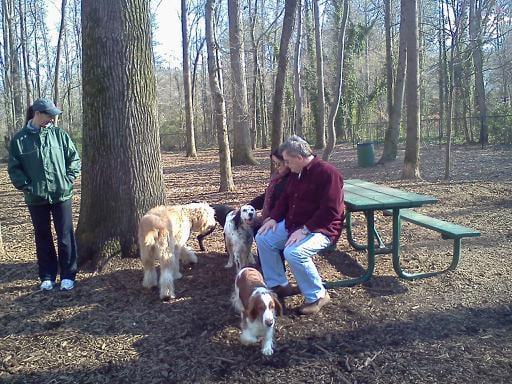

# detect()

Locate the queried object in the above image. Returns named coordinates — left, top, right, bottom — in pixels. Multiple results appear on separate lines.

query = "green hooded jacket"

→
left=8, top=124, right=81, bottom=205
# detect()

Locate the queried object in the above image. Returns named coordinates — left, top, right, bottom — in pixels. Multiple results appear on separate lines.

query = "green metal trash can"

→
left=357, top=142, right=375, bottom=167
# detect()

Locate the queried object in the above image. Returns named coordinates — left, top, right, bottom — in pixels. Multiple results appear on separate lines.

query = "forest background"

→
left=1, top=0, right=511, bottom=156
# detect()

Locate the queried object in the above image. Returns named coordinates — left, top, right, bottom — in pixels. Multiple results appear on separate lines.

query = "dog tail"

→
left=139, top=214, right=169, bottom=248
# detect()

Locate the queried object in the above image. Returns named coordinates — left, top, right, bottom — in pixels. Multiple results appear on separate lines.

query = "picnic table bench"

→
left=324, top=179, right=480, bottom=288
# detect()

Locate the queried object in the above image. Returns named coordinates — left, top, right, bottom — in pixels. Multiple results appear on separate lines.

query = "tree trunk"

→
left=54, top=0, right=67, bottom=110
left=437, top=0, right=446, bottom=147
left=293, top=0, right=303, bottom=137
left=402, top=0, right=420, bottom=179
left=248, top=0, right=259, bottom=149
left=18, top=0, right=32, bottom=107
left=3, top=0, right=24, bottom=135
left=271, top=0, right=298, bottom=152
left=206, top=0, right=235, bottom=192
left=31, top=0, right=41, bottom=98
left=323, top=0, right=349, bottom=161
left=181, top=0, right=197, bottom=157
left=77, top=0, right=166, bottom=270
left=2, top=0, right=14, bottom=151
left=384, top=0, right=393, bottom=129
left=313, top=0, right=325, bottom=149
left=469, top=0, right=488, bottom=146
left=0, top=221, right=4, bottom=256
left=228, top=0, right=256, bottom=165
left=379, top=0, right=407, bottom=164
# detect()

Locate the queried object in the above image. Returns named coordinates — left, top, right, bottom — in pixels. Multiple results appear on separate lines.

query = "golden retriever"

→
left=138, top=202, right=216, bottom=300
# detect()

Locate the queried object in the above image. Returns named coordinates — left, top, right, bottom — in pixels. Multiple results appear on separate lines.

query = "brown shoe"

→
left=271, top=284, right=300, bottom=298
left=298, top=292, right=331, bottom=315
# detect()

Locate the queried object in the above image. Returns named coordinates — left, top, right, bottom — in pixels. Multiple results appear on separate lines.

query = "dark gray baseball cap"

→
left=32, top=98, right=62, bottom=116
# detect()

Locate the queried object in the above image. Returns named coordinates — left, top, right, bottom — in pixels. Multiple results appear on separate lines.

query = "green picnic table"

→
left=325, top=179, right=479, bottom=288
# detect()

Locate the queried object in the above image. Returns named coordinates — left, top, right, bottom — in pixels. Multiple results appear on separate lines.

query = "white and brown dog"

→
left=232, top=267, right=282, bottom=356
left=138, top=202, right=216, bottom=300
left=224, top=204, right=256, bottom=271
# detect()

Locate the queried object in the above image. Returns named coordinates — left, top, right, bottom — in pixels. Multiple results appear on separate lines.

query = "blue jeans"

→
left=255, top=220, right=331, bottom=303
left=27, top=199, right=77, bottom=282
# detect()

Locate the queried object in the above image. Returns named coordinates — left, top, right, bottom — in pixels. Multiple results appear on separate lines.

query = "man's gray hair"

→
left=279, top=135, right=313, bottom=157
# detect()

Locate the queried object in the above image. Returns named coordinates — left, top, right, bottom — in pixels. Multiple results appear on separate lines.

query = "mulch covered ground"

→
left=1, top=143, right=511, bottom=383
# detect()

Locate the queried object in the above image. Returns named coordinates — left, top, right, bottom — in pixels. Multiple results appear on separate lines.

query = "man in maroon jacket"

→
left=256, top=135, right=344, bottom=315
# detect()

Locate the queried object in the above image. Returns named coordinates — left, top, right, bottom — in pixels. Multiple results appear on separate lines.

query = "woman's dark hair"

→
left=24, top=106, right=35, bottom=126
left=270, top=148, right=284, bottom=161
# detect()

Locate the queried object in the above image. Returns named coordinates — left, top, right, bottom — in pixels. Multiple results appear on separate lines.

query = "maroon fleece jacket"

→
left=269, top=156, right=345, bottom=243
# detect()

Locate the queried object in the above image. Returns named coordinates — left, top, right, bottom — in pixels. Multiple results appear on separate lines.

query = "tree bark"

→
left=469, top=0, right=488, bottom=146
left=248, top=0, right=260, bottom=149
left=323, top=0, right=349, bottom=161
left=293, top=0, right=303, bottom=137
left=3, top=0, right=24, bottom=136
left=18, top=0, right=32, bottom=107
left=181, top=0, right=197, bottom=157
left=402, top=0, right=421, bottom=179
left=379, top=0, right=407, bottom=164
left=206, top=0, right=235, bottom=192
left=271, top=0, right=298, bottom=152
left=0, top=221, right=4, bottom=256
left=54, top=0, right=67, bottom=110
left=228, top=0, right=256, bottom=165
left=313, top=0, right=325, bottom=149
left=77, top=0, right=166, bottom=270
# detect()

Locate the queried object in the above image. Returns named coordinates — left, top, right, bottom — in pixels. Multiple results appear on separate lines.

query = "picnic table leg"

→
left=346, top=211, right=392, bottom=254
left=346, top=211, right=368, bottom=251
left=325, top=211, right=376, bottom=288
left=448, top=238, right=462, bottom=270
left=392, top=209, right=457, bottom=279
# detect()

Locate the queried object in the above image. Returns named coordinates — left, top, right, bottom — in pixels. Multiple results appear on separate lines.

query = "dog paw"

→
left=160, top=294, right=176, bottom=301
left=225, top=262, right=233, bottom=268
left=160, top=289, right=176, bottom=301
left=261, top=346, right=274, bottom=356
left=188, top=253, right=198, bottom=263
left=142, top=273, right=158, bottom=288
left=240, top=332, right=258, bottom=345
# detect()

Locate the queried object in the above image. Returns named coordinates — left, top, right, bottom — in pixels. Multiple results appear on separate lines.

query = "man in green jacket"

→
left=8, top=98, right=81, bottom=291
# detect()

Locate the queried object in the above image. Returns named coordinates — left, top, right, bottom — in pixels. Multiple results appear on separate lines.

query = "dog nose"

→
left=248, top=212, right=254, bottom=218
left=265, top=318, right=274, bottom=327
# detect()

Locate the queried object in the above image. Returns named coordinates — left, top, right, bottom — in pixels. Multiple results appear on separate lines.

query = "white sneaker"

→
left=40, top=280, right=55, bottom=291
left=60, top=279, right=75, bottom=291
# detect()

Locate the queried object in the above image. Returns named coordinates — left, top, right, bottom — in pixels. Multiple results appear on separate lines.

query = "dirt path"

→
left=1, top=144, right=511, bottom=383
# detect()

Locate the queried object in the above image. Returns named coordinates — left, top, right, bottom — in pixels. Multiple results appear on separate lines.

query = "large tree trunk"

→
left=323, top=0, right=349, bottom=161
left=469, top=0, right=488, bottom=146
left=271, top=0, right=298, bottom=152
left=77, top=0, right=166, bottom=270
left=228, top=0, right=256, bottom=165
left=312, top=0, right=325, bottom=149
left=181, top=0, right=197, bottom=157
left=379, top=0, right=407, bottom=164
left=402, top=0, right=420, bottom=179
left=206, top=0, right=235, bottom=192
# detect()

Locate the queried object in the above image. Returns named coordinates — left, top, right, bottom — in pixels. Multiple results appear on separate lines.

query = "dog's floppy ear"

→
left=233, top=209, right=242, bottom=229
left=271, top=292, right=283, bottom=316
